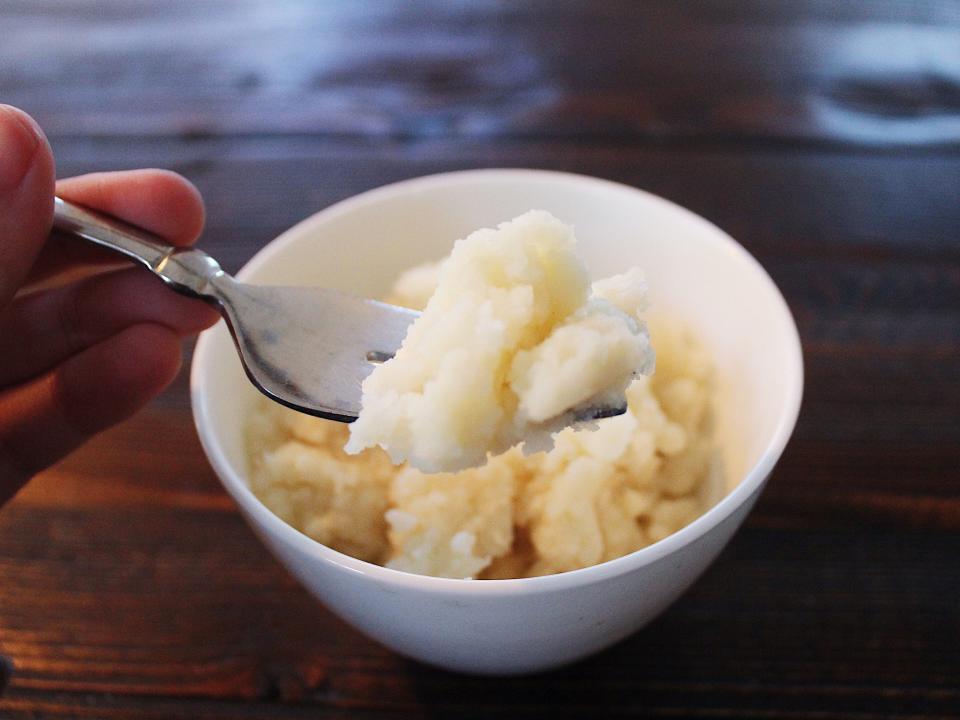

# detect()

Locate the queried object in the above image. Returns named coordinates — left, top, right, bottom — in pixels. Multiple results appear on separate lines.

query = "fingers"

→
left=28, top=169, right=207, bottom=284
left=0, top=105, right=56, bottom=306
left=58, top=169, right=205, bottom=245
left=0, top=108, right=214, bottom=503
left=0, top=323, right=182, bottom=505
left=0, top=267, right=220, bottom=386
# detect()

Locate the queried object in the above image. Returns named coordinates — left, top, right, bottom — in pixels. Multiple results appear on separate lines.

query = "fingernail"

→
left=0, top=105, right=42, bottom=192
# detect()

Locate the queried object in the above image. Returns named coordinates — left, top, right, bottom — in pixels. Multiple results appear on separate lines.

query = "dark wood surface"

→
left=2, top=2, right=959, bottom=718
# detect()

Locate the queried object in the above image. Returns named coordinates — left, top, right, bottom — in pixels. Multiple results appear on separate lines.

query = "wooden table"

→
left=2, top=2, right=959, bottom=717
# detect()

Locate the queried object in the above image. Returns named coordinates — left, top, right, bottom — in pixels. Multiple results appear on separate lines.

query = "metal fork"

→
left=52, top=197, right=625, bottom=423
left=52, top=197, right=416, bottom=422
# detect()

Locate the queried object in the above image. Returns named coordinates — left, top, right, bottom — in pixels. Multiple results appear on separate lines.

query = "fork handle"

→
left=52, top=196, right=227, bottom=302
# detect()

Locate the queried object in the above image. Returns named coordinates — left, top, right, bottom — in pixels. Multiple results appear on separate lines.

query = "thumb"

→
left=0, top=105, right=55, bottom=307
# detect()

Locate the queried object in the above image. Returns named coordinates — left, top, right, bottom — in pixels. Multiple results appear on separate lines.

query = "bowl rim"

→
left=190, top=168, right=804, bottom=595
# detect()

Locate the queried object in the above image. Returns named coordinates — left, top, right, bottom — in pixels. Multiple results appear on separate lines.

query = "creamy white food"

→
left=344, top=210, right=655, bottom=473
left=246, top=245, right=718, bottom=580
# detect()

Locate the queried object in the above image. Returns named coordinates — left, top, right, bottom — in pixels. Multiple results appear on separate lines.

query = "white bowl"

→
left=191, top=169, right=803, bottom=675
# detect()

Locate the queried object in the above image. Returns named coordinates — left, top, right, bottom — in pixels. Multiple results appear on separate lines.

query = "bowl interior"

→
left=195, top=170, right=801, bottom=539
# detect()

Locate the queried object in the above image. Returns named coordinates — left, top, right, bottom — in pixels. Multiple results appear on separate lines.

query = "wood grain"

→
left=3, top=1, right=960, bottom=147
left=1, top=1, right=959, bottom=718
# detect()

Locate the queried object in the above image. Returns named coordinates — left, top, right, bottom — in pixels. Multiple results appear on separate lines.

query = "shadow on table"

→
left=399, top=607, right=715, bottom=719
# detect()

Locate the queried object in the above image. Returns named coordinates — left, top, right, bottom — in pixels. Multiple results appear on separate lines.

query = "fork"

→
left=52, top=197, right=625, bottom=423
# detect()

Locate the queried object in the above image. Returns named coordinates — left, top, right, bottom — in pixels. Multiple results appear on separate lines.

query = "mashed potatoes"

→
left=344, top=211, right=654, bottom=473
left=246, top=235, right=718, bottom=579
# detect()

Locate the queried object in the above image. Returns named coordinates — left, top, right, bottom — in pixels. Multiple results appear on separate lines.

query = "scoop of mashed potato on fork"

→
left=345, top=210, right=655, bottom=473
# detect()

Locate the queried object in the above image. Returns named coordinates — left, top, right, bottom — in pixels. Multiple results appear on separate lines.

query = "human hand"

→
left=0, top=105, right=219, bottom=506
